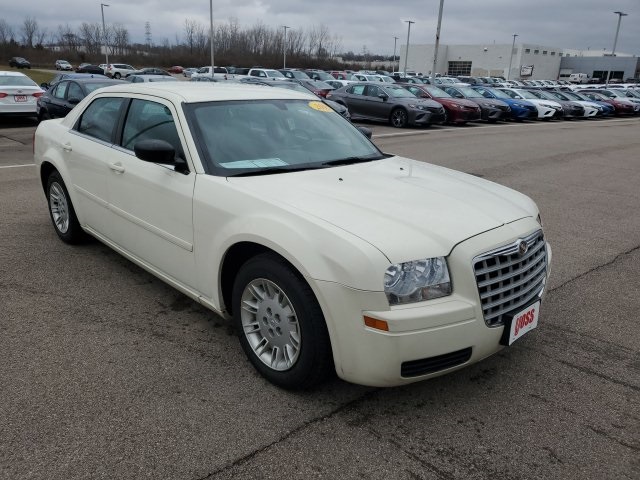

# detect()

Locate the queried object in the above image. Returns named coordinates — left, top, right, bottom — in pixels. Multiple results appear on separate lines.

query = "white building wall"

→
left=400, top=43, right=562, bottom=79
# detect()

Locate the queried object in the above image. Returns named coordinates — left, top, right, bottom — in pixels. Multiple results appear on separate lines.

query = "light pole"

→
left=100, top=3, right=109, bottom=67
left=606, top=11, right=628, bottom=85
left=283, top=26, right=291, bottom=69
left=431, top=0, right=444, bottom=82
left=403, top=20, right=414, bottom=75
left=507, top=33, right=518, bottom=80
left=392, top=36, right=398, bottom=72
left=209, top=0, right=215, bottom=74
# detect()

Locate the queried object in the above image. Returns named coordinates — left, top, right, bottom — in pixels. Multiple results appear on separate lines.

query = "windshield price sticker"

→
left=308, top=101, right=332, bottom=112
left=507, top=301, right=540, bottom=345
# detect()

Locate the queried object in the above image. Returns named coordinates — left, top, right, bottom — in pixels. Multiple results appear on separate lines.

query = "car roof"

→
left=92, top=82, right=318, bottom=103
left=60, top=78, right=122, bottom=84
left=0, top=70, right=28, bottom=77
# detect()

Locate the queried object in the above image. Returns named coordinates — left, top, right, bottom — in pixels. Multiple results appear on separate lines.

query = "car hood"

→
left=227, top=156, right=536, bottom=263
left=467, top=97, right=508, bottom=108
left=434, top=97, right=479, bottom=108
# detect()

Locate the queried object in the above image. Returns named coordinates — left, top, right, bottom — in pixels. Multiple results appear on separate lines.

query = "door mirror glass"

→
left=357, top=126, right=373, bottom=139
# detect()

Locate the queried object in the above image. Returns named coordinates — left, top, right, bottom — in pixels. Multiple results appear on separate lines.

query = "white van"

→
left=568, top=73, right=589, bottom=84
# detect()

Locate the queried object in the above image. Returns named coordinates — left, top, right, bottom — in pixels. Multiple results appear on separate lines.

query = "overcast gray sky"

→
left=6, top=0, right=640, bottom=55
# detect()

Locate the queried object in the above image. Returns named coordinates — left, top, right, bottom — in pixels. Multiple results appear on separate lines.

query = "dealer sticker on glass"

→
left=507, top=301, right=540, bottom=345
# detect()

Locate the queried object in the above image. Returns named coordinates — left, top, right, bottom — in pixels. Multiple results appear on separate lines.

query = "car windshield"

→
left=185, top=99, right=384, bottom=176
left=562, top=92, right=583, bottom=101
left=306, top=81, right=333, bottom=90
left=272, top=83, right=314, bottom=95
left=85, top=82, right=121, bottom=92
left=513, top=90, right=540, bottom=100
left=458, top=87, right=483, bottom=98
left=548, top=91, right=569, bottom=101
left=423, top=86, right=451, bottom=98
left=0, top=76, right=38, bottom=87
left=386, top=86, right=415, bottom=98
left=485, top=87, right=510, bottom=99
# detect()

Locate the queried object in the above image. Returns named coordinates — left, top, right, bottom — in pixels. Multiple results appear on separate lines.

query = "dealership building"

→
left=399, top=43, right=639, bottom=81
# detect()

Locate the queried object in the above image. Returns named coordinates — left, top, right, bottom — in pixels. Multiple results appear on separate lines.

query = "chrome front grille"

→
left=473, top=230, right=547, bottom=327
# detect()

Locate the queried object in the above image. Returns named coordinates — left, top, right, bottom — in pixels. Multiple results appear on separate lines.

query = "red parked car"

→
left=329, top=71, right=349, bottom=80
left=580, top=91, right=637, bottom=115
left=167, top=66, right=184, bottom=74
left=291, top=79, right=335, bottom=98
left=400, top=84, right=481, bottom=124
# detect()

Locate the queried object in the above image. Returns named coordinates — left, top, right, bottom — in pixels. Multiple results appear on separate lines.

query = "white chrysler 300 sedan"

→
left=34, top=83, right=552, bottom=389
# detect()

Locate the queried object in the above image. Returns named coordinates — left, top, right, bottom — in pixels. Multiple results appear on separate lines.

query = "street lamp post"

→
left=100, top=3, right=109, bottom=67
left=209, top=0, right=215, bottom=75
left=431, top=0, right=445, bottom=82
left=403, top=20, right=414, bottom=75
left=606, top=11, right=628, bottom=85
left=283, top=26, right=291, bottom=69
left=392, top=36, right=398, bottom=72
left=507, top=33, right=518, bottom=80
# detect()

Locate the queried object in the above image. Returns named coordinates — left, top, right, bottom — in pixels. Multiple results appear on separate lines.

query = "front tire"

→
left=232, top=253, right=333, bottom=390
left=390, top=108, right=408, bottom=128
left=46, top=171, right=86, bottom=244
left=113, top=72, right=121, bottom=79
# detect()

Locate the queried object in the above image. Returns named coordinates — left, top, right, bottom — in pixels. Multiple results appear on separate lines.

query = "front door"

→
left=107, top=97, right=196, bottom=288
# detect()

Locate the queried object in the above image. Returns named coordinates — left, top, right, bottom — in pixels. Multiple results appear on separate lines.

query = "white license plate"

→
left=14, top=95, right=27, bottom=102
left=507, top=301, right=540, bottom=345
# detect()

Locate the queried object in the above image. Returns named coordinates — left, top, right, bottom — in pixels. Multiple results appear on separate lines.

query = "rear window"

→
left=0, top=76, right=38, bottom=87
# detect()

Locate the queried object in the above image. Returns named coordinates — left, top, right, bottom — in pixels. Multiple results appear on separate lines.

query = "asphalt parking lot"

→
left=1, top=117, right=639, bottom=479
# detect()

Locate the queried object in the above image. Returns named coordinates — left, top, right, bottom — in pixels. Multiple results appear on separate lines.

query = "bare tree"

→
left=112, top=24, right=129, bottom=56
left=0, top=19, right=14, bottom=44
left=183, top=19, right=197, bottom=54
left=21, top=16, right=39, bottom=47
left=56, top=24, right=80, bottom=51
left=79, top=22, right=102, bottom=56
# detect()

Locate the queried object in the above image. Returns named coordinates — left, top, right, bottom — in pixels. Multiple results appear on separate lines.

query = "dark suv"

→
left=9, top=57, right=31, bottom=69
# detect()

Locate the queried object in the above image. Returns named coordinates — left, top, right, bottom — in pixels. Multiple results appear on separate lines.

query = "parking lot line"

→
left=372, top=117, right=639, bottom=139
left=0, top=164, right=35, bottom=169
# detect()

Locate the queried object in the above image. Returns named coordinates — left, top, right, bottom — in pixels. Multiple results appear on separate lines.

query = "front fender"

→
left=192, top=175, right=390, bottom=310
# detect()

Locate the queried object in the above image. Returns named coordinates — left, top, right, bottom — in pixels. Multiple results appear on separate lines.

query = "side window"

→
left=53, top=82, right=68, bottom=100
left=121, top=99, right=184, bottom=158
left=350, top=85, right=366, bottom=96
left=67, top=82, right=84, bottom=100
left=408, top=87, right=419, bottom=96
left=76, top=97, right=125, bottom=143
left=366, top=85, right=382, bottom=97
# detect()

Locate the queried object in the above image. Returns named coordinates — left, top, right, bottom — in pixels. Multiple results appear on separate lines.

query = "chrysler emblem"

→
left=517, top=240, right=528, bottom=256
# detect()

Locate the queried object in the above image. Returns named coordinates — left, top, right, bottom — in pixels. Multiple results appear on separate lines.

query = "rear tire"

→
left=46, top=171, right=86, bottom=244
left=232, top=253, right=333, bottom=390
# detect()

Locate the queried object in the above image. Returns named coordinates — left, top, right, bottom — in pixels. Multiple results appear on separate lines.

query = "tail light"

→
left=0, top=93, right=7, bottom=98
left=33, top=92, right=44, bottom=98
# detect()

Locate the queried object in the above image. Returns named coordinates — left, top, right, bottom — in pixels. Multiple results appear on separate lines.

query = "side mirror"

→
left=515, top=95, right=522, bottom=99
left=40, top=82, right=50, bottom=90
left=357, top=126, right=373, bottom=139
left=68, top=97, right=81, bottom=105
left=134, top=139, right=188, bottom=173
left=378, top=93, right=389, bottom=100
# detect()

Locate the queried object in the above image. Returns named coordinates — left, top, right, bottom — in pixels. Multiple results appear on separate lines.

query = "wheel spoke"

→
left=254, top=337, right=269, bottom=357
left=240, top=278, right=302, bottom=372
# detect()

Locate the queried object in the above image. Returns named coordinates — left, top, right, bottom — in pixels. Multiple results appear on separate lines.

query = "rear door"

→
left=66, top=96, right=127, bottom=235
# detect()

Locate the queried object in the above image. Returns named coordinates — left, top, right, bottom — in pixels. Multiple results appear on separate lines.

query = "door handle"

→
left=109, top=162, right=125, bottom=173
left=62, top=142, right=72, bottom=152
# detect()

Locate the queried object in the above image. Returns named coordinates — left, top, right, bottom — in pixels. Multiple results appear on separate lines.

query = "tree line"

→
left=0, top=16, right=392, bottom=70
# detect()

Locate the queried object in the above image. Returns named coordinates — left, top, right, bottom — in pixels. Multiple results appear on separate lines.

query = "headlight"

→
left=407, top=104, right=425, bottom=110
left=540, top=103, right=554, bottom=108
left=384, top=257, right=452, bottom=305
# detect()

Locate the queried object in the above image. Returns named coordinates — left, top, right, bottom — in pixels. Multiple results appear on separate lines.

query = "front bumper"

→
left=409, top=109, right=446, bottom=126
left=313, top=217, right=552, bottom=387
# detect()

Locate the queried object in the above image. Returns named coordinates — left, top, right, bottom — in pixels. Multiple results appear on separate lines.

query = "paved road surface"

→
left=1, top=117, right=638, bottom=479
